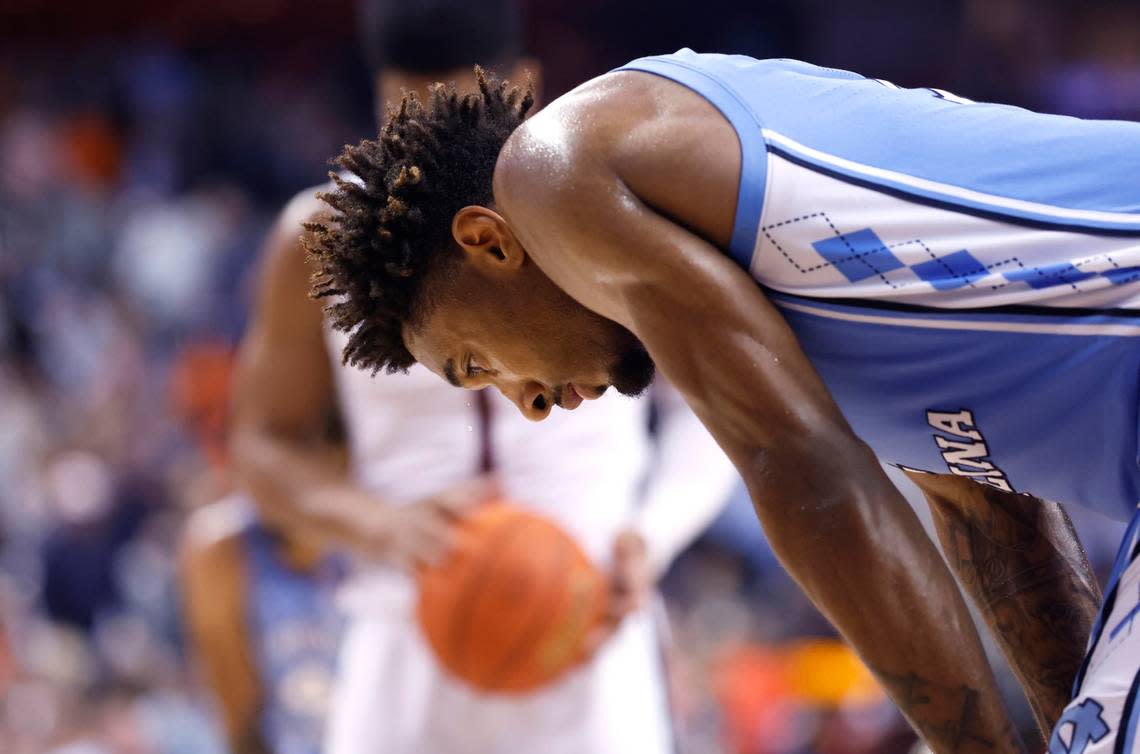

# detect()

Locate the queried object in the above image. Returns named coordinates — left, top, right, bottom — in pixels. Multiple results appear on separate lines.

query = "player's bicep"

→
left=232, top=194, right=333, bottom=438
left=550, top=178, right=852, bottom=468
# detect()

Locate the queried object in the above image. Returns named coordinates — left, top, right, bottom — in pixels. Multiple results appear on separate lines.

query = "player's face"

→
left=404, top=229, right=655, bottom=421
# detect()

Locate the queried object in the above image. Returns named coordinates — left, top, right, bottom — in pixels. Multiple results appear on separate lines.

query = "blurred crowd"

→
left=1, top=1, right=1138, bottom=753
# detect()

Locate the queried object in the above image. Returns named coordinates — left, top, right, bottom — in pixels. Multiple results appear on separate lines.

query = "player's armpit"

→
left=497, top=154, right=1025, bottom=754
left=910, top=472, right=1101, bottom=740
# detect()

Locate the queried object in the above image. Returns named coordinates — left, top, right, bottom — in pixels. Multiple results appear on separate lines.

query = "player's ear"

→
left=452, top=206, right=526, bottom=272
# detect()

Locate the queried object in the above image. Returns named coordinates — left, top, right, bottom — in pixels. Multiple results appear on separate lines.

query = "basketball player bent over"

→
left=230, top=10, right=738, bottom=753
left=307, top=51, right=1140, bottom=754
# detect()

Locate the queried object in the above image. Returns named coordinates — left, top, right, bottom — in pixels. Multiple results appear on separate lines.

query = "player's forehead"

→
left=402, top=321, right=444, bottom=373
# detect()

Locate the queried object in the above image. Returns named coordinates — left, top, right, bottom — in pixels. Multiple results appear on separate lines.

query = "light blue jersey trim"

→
left=766, top=291, right=1140, bottom=332
left=767, top=135, right=1140, bottom=236
left=615, top=56, right=767, bottom=269
left=618, top=49, right=1140, bottom=266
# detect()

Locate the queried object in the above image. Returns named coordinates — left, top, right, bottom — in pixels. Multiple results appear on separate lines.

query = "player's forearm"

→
left=230, top=423, right=373, bottom=549
left=744, top=439, right=1025, bottom=754
left=919, top=477, right=1100, bottom=738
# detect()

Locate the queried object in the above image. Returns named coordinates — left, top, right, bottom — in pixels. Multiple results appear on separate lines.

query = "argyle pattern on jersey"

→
left=807, top=226, right=1139, bottom=292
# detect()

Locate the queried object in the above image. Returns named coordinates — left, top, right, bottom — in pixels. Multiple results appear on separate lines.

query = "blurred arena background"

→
left=1, top=1, right=1138, bottom=753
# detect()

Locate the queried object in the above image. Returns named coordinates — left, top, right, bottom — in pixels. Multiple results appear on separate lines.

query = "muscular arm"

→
left=909, top=473, right=1101, bottom=739
left=229, top=190, right=381, bottom=552
left=496, top=98, right=1024, bottom=754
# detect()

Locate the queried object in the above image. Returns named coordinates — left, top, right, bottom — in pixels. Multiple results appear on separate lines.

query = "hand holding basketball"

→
left=583, top=528, right=652, bottom=653
left=375, top=477, right=500, bottom=570
left=608, top=529, right=652, bottom=620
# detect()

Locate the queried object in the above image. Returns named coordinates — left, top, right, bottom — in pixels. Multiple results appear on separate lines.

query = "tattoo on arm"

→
left=873, top=668, right=1022, bottom=754
left=920, top=480, right=1101, bottom=740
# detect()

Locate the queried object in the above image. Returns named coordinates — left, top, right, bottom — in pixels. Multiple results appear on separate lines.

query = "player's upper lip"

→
left=559, top=383, right=584, bottom=410
left=554, top=383, right=606, bottom=411
left=569, top=382, right=604, bottom=405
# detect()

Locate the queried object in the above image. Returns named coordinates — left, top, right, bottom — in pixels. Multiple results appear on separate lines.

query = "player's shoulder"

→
left=495, top=72, right=661, bottom=208
left=258, top=181, right=336, bottom=277
left=496, top=69, right=736, bottom=241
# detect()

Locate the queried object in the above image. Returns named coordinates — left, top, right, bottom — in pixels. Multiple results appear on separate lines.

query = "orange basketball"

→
left=416, top=501, right=609, bottom=693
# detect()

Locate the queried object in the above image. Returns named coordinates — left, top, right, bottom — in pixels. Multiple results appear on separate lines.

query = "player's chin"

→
left=608, top=341, right=655, bottom=397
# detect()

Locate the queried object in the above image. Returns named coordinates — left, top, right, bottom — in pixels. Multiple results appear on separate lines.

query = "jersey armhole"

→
left=615, top=56, right=768, bottom=271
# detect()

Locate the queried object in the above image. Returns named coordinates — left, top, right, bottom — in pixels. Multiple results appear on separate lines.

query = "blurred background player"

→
left=173, top=337, right=344, bottom=754
left=227, top=1, right=738, bottom=753
left=181, top=500, right=343, bottom=754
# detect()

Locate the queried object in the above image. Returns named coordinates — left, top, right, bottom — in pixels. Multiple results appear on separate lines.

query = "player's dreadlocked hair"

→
left=304, top=67, right=534, bottom=374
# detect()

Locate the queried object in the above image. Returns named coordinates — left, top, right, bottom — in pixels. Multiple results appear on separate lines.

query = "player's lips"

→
left=571, top=382, right=606, bottom=403
left=553, top=383, right=605, bottom=411
left=589, top=383, right=613, bottom=399
left=559, top=383, right=584, bottom=410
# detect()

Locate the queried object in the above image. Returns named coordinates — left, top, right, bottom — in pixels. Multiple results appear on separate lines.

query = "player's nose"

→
left=517, top=380, right=552, bottom=422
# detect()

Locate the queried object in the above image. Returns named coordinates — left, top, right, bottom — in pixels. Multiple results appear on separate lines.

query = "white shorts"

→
left=1051, top=507, right=1140, bottom=754
left=323, top=578, right=673, bottom=754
